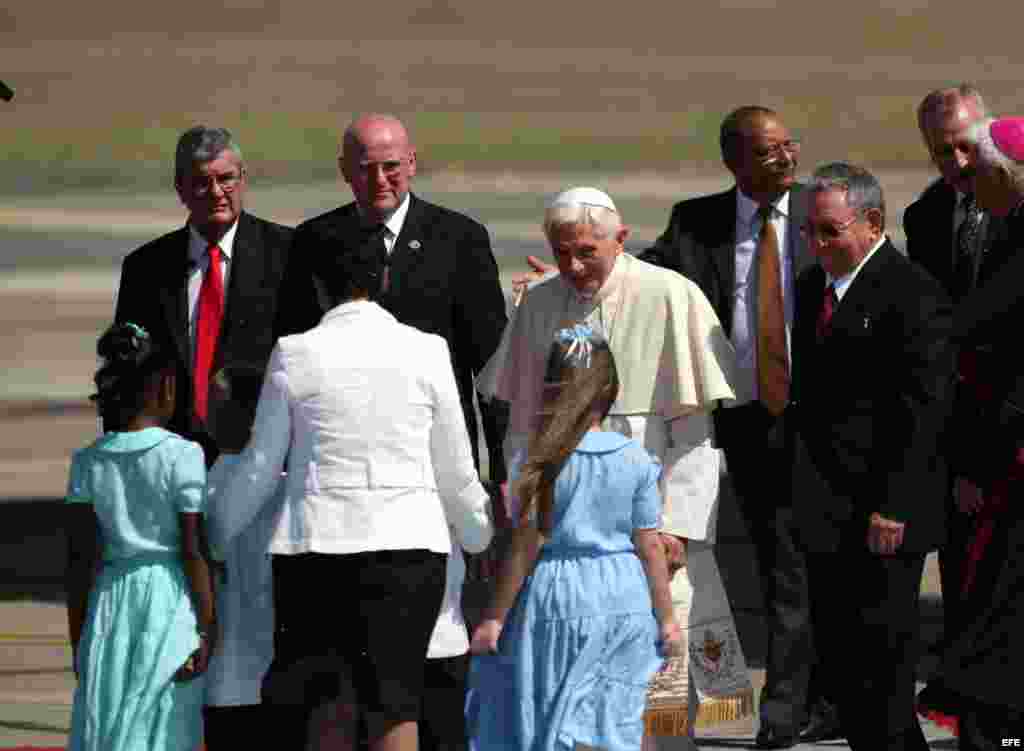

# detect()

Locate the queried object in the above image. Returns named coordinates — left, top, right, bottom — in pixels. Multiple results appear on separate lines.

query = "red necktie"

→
left=194, top=244, right=224, bottom=421
left=816, top=282, right=836, bottom=342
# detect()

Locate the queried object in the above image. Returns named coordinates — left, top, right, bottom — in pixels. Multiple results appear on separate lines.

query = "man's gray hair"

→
left=968, top=117, right=1024, bottom=195
left=808, top=162, right=886, bottom=229
left=175, top=126, right=243, bottom=180
left=917, top=84, right=988, bottom=141
left=543, top=203, right=623, bottom=241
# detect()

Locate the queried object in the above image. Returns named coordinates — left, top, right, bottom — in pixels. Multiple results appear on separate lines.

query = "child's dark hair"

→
left=91, top=322, right=174, bottom=430
left=516, top=324, right=620, bottom=531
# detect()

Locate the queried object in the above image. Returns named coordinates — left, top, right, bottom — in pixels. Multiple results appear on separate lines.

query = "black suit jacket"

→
left=114, top=212, right=293, bottom=463
left=274, top=193, right=508, bottom=478
left=904, top=178, right=1004, bottom=302
left=639, top=185, right=815, bottom=446
left=789, top=241, right=955, bottom=553
left=639, top=184, right=815, bottom=337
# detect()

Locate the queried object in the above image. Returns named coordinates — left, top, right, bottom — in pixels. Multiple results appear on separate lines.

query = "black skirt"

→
left=265, top=549, right=447, bottom=723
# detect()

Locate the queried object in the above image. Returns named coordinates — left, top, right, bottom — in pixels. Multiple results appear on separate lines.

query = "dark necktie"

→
left=363, top=224, right=390, bottom=294
left=757, top=205, right=789, bottom=416
left=363, top=223, right=388, bottom=257
left=816, top=281, right=837, bottom=342
left=954, top=194, right=983, bottom=300
left=194, top=244, right=224, bottom=422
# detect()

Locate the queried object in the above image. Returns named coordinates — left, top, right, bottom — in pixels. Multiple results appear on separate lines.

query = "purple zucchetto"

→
left=990, top=117, right=1024, bottom=163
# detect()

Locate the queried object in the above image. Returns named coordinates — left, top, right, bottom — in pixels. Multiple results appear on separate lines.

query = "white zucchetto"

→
left=547, top=186, right=618, bottom=212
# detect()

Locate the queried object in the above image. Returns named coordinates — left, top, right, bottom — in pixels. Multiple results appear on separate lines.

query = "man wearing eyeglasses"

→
left=113, top=125, right=293, bottom=747
left=790, top=162, right=954, bottom=751
left=638, top=105, right=827, bottom=749
left=115, top=125, right=292, bottom=464
left=905, top=85, right=994, bottom=303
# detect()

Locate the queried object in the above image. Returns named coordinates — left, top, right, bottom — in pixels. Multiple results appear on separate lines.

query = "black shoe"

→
left=754, top=724, right=799, bottom=749
left=800, top=704, right=844, bottom=743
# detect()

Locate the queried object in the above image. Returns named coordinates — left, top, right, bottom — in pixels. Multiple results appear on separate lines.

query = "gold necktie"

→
left=756, top=205, right=789, bottom=415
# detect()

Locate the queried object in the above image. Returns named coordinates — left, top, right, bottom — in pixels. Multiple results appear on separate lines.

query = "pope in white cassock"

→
left=478, top=187, right=755, bottom=749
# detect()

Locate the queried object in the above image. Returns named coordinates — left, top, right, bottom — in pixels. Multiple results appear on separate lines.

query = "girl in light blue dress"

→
left=467, top=325, right=683, bottom=751
left=65, top=322, right=217, bottom=751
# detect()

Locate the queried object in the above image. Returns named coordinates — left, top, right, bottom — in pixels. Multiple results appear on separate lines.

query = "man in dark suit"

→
left=905, top=84, right=992, bottom=301
left=902, top=86, right=999, bottom=682
left=274, top=113, right=507, bottom=751
left=791, top=162, right=954, bottom=751
left=115, top=127, right=292, bottom=464
left=640, top=106, right=823, bottom=749
left=113, top=126, right=292, bottom=747
left=274, top=114, right=507, bottom=482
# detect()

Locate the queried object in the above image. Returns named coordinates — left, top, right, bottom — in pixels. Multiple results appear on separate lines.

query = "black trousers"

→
left=720, top=404, right=815, bottom=732
left=420, top=654, right=470, bottom=751
left=937, top=499, right=973, bottom=643
left=806, top=551, right=930, bottom=751
left=203, top=704, right=269, bottom=749
left=959, top=700, right=1024, bottom=751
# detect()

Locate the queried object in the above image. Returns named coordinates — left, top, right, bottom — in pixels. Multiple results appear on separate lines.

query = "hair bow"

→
left=554, top=323, right=596, bottom=368
left=124, top=322, right=150, bottom=352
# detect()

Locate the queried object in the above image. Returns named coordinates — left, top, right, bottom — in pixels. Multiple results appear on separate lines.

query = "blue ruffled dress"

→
left=66, top=427, right=206, bottom=751
left=466, top=430, right=665, bottom=751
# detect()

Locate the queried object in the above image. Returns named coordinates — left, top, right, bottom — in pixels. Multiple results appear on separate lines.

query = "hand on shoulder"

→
left=510, top=256, right=557, bottom=304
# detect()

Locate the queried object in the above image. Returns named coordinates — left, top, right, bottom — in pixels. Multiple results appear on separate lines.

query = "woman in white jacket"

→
left=208, top=237, right=493, bottom=751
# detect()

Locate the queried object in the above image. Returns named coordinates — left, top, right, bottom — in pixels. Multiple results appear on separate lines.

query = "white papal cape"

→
left=479, top=253, right=755, bottom=746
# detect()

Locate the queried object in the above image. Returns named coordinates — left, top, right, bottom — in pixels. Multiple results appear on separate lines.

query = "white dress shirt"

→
left=354, top=192, right=411, bottom=255
left=379, top=192, right=411, bottom=255
left=186, top=220, right=238, bottom=361
left=731, top=190, right=795, bottom=405
left=208, top=300, right=493, bottom=558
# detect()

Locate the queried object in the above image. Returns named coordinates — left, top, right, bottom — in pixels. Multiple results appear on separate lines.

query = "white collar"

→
left=319, top=298, right=393, bottom=325
left=829, top=235, right=886, bottom=301
left=357, top=193, right=412, bottom=237
left=737, top=188, right=791, bottom=226
left=188, top=217, right=239, bottom=265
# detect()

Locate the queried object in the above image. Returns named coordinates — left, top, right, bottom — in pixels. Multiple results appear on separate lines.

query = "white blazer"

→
left=209, top=300, right=493, bottom=558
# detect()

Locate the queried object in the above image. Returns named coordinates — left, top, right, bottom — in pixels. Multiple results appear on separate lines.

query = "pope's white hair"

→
left=543, top=203, right=622, bottom=241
